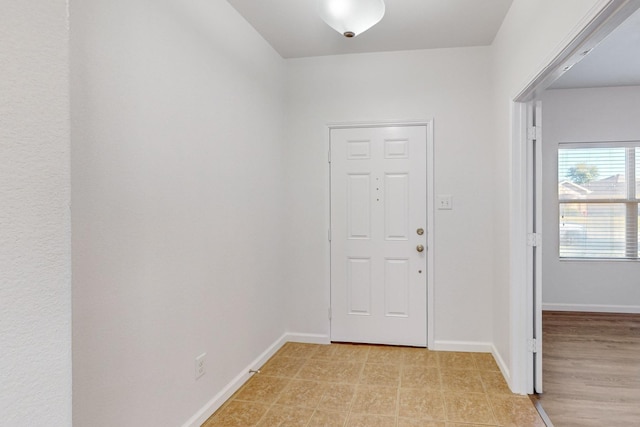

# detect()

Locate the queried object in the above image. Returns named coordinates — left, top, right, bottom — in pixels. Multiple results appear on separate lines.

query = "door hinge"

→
left=527, top=126, right=540, bottom=141
left=528, top=338, right=540, bottom=353
left=328, top=307, right=332, bottom=320
left=328, top=228, right=331, bottom=242
left=527, top=233, right=540, bottom=247
left=328, top=150, right=331, bottom=163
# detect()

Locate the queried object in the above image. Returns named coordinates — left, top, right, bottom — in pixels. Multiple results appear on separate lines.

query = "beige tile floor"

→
left=203, top=343, right=545, bottom=427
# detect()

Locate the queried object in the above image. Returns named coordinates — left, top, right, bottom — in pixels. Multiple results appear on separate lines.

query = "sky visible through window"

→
left=558, top=147, right=626, bottom=183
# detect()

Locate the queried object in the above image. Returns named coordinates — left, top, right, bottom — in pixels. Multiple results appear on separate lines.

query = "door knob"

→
left=416, top=244, right=424, bottom=253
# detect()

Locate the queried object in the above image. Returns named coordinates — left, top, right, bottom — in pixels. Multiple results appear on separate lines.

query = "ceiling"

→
left=227, top=1, right=640, bottom=89
left=227, top=0, right=513, bottom=58
left=550, top=6, right=640, bottom=89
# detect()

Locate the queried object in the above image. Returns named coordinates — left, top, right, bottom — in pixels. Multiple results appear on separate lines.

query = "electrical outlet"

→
left=195, top=353, right=206, bottom=379
left=437, top=194, right=453, bottom=210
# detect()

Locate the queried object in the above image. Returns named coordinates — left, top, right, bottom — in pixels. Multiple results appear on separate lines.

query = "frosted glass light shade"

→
left=319, top=0, right=385, bottom=37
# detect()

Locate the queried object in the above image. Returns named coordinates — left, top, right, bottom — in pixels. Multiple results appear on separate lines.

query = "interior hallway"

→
left=204, top=342, right=545, bottom=426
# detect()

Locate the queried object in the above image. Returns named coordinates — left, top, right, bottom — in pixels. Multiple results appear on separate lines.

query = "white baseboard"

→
left=543, top=303, right=640, bottom=314
left=285, top=332, right=331, bottom=344
left=490, top=344, right=511, bottom=390
left=431, top=340, right=493, bottom=353
left=181, top=332, right=330, bottom=427
left=181, top=333, right=288, bottom=427
left=428, top=341, right=516, bottom=395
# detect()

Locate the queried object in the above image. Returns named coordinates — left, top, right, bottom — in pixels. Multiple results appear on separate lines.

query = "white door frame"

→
left=509, top=0, right=640, bottom=394
left=529, top=101, right=543, bottom=393
left=325, top=120, right=435, bottom=348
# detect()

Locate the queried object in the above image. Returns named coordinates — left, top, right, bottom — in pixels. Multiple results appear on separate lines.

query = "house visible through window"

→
left=558, top=143, right=640, bottom=259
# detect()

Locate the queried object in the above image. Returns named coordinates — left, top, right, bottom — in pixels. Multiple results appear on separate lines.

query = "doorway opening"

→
left=511, top=0, right=640, bottom=421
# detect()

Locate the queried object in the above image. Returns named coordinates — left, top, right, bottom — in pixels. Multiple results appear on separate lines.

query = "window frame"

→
left=558, top=141, right=640, bottom=261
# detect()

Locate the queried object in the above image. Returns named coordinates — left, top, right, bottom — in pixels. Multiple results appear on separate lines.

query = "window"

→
left=558, top=143, right=640, bottom=259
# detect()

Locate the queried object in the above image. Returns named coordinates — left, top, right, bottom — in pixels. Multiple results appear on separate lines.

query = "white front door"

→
left=330, top=125, right=428, bottom=347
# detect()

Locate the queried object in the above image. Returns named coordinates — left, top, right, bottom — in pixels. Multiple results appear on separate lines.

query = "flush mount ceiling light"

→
left=319, top=0, right=386, bottom=38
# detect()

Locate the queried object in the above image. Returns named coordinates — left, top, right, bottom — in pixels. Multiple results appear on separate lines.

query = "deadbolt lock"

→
left=416, top=228, right=424, bottom=235
left=416, top=244, right=425, bottom=253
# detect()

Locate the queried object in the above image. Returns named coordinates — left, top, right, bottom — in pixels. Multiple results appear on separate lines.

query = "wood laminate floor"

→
left=537, top=311, right=640, bottom=427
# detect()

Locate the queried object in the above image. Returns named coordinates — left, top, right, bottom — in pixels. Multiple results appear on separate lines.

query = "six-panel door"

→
left=330, top=125, right=427, bottom=346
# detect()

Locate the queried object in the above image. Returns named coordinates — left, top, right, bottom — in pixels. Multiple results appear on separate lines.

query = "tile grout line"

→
left=438, top=353, right=448, bottom=424
left=252, top=343, right=317, bottom=426
left=302, top=343, right=335, bottom=427
left=251, top=369, right=292, bottom=425
left=485, top=389, right=499, bottom=426
left=479, top=368, right=500, bottom=426
left=311, top=344, right=366, bottom=427
left=345, top=357, right=368, bottom=426
left=395, top=361, right=403, bottom=427
left=342, top=372, right=357, bottom=427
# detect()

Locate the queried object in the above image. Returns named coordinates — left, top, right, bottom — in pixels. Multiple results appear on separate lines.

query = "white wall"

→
left=0, top=1, right=71, bottom=426
left=541, top=86, right=640, bottom=312
left=284, top=47, right=496, bottom=350
left=71, top=1, right=287, bottom=425
left=491, top=0, right=603, bottom=391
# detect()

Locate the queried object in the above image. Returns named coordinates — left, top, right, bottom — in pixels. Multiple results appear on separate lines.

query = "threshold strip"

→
left=529, top=394, right=554, bottom=427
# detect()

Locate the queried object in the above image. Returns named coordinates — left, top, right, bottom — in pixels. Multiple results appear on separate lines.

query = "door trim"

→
left=325, top=120, right=435, bottom=348
left=525, top=100, right=543, bottom=394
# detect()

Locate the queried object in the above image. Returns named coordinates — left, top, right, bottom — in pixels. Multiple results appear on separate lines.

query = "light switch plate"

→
left=437, top=195, right=453, bottom=210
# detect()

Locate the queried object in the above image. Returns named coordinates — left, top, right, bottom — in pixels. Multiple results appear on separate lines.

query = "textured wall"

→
left=0, top=1, right=72, bottom=426
left=71, top=0, right=287, bottom=425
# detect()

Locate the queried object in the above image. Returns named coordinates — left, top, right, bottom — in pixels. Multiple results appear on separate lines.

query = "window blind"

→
left=558, top=143, right=640, bottom=259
